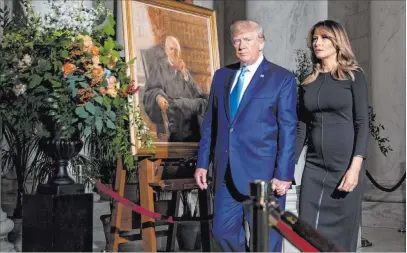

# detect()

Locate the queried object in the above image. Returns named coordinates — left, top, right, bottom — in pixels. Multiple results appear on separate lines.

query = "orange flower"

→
left=106, top=79, right=120, bottom=98
left=91, top=46, right=99, bottom=56
left=63, top=62, right=77, bottom=78
left=91, top=78, right=100, bottom=86
left=91, top=65, right=104, bottom=85
left=80, top=57, right=91, bottom=66
left=100, top=74, right=120, bottom=98
left=78, top=87, right=95, bottom=104
left=106, top=85, right=118, bottom=97
left=99, top=87, right=108, bottom=95
left=106, top=54, right=118, bottom=69
left=92, top=56, right=100, bottom=67
left=92, top=66, right=104, bottom=78
left=77, top=34, right=93, bottom=53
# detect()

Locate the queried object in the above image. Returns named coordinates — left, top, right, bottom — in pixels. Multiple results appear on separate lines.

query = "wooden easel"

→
left=108, top=153, right=212, bottom=252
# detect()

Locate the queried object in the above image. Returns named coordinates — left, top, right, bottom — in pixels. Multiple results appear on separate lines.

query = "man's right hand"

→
left=271, top=178, right=292, bottom=196
left=194, top=168, right=208, bottom=190
left=156, top=95, right=169, bottom=111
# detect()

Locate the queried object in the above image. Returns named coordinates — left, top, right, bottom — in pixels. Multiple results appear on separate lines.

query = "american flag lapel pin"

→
left=260, top=74, right=264, bottom=78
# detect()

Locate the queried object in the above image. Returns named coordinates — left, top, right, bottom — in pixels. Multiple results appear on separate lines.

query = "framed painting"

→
left=121, top=0, right=220, bottom=158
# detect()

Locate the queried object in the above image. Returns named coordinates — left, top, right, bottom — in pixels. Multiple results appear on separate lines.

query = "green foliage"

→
left=368, top=106, right=393, bottom=156
left=0, top=0, right=153, bottom=185
left=292, top=49, right=313, bottom=85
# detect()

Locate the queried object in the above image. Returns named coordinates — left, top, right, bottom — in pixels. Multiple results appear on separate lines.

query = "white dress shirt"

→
left=230, top=54, right=264, bottom=104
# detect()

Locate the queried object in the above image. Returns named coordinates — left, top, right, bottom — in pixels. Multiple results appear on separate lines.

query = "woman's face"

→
left=312, top=27, right=337, bottom=61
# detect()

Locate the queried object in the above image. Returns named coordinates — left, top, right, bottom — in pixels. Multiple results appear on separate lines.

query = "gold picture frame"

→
left=121, top=0, right=220, bottom=158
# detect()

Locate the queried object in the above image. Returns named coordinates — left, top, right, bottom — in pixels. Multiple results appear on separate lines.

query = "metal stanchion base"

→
left=361, top=237, right=373, bottom=247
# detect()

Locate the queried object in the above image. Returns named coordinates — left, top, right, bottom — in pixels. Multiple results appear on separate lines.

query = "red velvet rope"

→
left=94, top=180, right=175, bottom=223
left=93, top=179, right=321, bottom=251
left=274, top=219, right=319, bottom=252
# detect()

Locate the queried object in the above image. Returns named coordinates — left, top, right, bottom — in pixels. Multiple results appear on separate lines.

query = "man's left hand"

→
left=271, top=178, right=292, bottom=196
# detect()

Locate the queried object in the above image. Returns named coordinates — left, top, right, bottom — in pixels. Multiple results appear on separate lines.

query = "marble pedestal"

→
left=0, top=208, right=15, bottom=252
left=93, top=197, right=110, bottom=252
left=0, top=175, right=16, bottom=252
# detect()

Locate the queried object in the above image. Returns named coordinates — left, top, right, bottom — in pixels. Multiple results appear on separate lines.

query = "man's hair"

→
left=230, top=20, right=265, bottom=42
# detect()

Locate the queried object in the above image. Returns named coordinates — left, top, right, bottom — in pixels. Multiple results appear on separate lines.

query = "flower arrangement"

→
left=0, top=0, right=153, bottom=172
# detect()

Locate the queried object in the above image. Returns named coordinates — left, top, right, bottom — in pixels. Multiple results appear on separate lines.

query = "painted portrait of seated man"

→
left=143, top=36, right=208, bottom=142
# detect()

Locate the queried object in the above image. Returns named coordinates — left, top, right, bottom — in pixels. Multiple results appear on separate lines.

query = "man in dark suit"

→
left=195, top=20, right=297, bottom=252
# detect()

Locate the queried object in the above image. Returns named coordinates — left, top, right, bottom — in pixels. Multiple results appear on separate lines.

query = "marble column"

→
left=368, top=0, right=406, bottom=197
left=328, top=0, right=371, bottom=83
left=92, top=197, right=110, bottom=252
left=0, top=175, right=16, bottom=252
left=363, top=0, right=406, bottom=228
left=193, top=0, right=213, bottom=10
left=222, top=0, right=247, bottom=65
left=246, top=1, right=328, bottom=71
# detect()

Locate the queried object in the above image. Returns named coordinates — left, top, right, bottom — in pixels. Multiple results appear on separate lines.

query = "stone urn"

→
left=37, top=137, right=84, bottom=194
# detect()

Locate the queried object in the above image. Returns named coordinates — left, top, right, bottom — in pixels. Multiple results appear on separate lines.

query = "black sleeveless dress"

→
left=295, top=70, right=369, bottom=251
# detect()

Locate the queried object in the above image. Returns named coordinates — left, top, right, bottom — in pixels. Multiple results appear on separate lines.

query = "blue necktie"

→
left=229, top=66, right=248, bottom=120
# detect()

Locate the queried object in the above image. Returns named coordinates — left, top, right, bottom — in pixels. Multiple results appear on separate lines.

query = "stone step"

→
left=362, top=201, right=405, bottom=229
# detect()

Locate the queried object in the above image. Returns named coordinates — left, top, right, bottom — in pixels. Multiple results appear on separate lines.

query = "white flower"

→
left=38, top=0, right=111, bottom=35
left=138, top=124, right=149, bottom=135
left=13, top=83, right=27, bottom=97
left=22, top=54, right=32, bottom=66
left=17, top=55, right=31, bottom=69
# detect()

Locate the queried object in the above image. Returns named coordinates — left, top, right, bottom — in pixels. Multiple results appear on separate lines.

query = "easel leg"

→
left=139, top=158, right=161, bottom=252
left=166, top=191, right=181, bottom=252
left=108, top=157, right=126, bottom=252
left=199, top=189, right=212, bottom=252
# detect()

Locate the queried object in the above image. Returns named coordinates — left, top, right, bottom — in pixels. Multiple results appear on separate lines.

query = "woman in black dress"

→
left=296, top=20, right=369, bottom=252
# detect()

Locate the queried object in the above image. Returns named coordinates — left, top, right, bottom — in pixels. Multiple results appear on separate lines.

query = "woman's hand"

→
left=337, top=167, right=360, bottom=192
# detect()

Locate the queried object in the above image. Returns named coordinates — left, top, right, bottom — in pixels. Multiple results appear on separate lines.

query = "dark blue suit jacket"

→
left=197, top=58, right=297, bottom=196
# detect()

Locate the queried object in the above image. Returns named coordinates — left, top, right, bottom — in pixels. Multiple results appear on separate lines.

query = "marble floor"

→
left=92, top=225, right=406, bottom=252
left=358, top=227, right=406, bottom=252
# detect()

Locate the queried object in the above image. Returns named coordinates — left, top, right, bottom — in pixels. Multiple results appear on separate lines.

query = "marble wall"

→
left=218, top=0, right=247, bottom=66
left=212, top=0, right=328, bottom=71
left=193, top=0, right=213, bottom=10
left=328, top=0, right=371, bottom=84
left=367, top=0, right=406, bottom=198
left=246, top=1, right=328, bottom=71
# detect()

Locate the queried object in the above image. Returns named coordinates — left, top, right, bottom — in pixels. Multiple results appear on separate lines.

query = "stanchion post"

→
left=250, top=180, right=270, bottom=252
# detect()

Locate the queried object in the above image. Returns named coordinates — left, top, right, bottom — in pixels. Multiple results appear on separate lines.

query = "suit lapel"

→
left=232, top=59, right=272, bottom=124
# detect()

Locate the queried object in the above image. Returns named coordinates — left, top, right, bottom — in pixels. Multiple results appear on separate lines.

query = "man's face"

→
left=232, top=30, right=263, bottom=65
left=165, top=40, right=179, bottom=62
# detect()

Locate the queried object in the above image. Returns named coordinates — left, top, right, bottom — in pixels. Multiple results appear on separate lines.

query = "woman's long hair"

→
left=303, top=20, right=362, bottom=85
